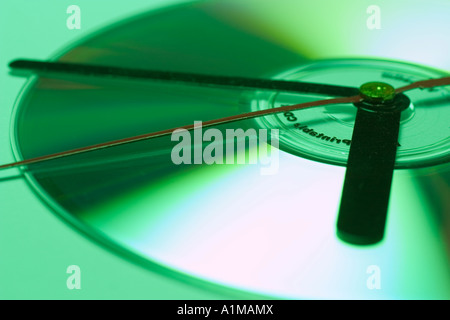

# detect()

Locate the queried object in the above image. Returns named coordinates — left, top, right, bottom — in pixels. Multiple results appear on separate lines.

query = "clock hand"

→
left=11, top=59, right=449, bottom=96
left=395, top=76, right=450, bottom=93
left=9, top=59, right=359, bottom=97
left=0, top=94, right=362, bottom=171
left=337, top=82, right=411, bottom=245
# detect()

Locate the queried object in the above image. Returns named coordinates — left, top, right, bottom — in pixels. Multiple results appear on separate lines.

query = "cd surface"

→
left=3, top=0, right=450, bottom=299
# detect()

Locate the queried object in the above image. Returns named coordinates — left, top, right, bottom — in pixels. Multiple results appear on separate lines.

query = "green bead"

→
left=360, top=82, right=396, bottom=103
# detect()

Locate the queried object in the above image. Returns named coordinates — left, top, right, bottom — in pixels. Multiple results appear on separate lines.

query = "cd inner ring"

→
left=251, top=59, right=450, bottom=169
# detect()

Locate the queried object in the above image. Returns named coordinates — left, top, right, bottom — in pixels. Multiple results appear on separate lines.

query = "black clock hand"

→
left=337, top=83, right=411, bottom=245
left=9, top=59, right=359, bottom=97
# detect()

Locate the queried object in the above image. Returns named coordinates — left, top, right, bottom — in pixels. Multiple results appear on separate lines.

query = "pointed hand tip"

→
left=9, top=59, right=40, bottom=69
left=9, top=59, right=24, bottom=69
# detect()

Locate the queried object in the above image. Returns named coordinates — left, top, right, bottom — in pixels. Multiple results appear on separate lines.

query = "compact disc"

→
left=10, top=0, right=450, bottom=299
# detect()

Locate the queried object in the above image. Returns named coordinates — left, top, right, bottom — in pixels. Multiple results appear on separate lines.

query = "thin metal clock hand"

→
left=9, top=59, right=360, bottom=97
left=0, top=94, right=362, bottom=170
left=395, top=76, right=450, bottom=93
